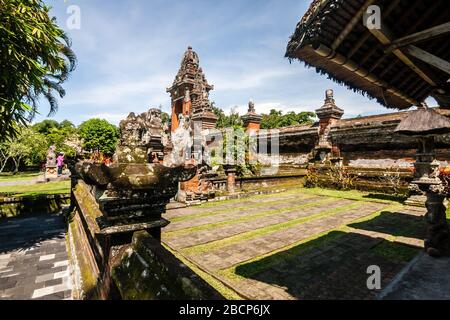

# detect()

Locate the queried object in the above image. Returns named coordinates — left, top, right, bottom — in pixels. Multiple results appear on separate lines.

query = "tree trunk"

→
left=12, top=157, right=20, bottom=173
left=0, top=152, right=10, bottom=173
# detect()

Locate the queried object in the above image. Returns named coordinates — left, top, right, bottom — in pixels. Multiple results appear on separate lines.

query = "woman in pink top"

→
left=56, top=153, right=65, bottom=177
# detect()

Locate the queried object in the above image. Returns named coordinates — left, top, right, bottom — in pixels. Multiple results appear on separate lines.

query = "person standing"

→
left=56, top=153, right=65, bottom=177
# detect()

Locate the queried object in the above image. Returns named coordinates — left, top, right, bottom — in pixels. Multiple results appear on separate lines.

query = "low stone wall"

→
left=307, top=166, right=413, bottom=195
left=0, top=194, right=70, bottom=219
left=68, top=179, right=223, bottom=300
left=111, top=231, right=223, bottom=300
left=210, top=171, right=306, bottom=194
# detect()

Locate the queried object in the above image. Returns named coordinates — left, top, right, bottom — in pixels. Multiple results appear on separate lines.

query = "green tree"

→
left=161, top=112, right=170, bottom=126
left=78, top=119, right=119, bottom=156
left=213, top=106, right=243, bottom=129
left=60, top=119, right=75, bottom=129
left=0, top=126, right=47, bottom=172
left=32, top=119, right=60, bottom=135
left=261, top=109, right=315, bottom=129
left=46, top=127, right=77, bottom=158
left=0, top=0, right=77, bottom=141
left=31, top=119, right=79, bottom=158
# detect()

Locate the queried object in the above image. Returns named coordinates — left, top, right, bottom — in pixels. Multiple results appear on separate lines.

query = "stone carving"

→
left=167, top=114, right=193, bottom=167
left=75, top=108, right=196, bottom=237
left=424, top=191, right=450, bottom=257
left=167, top=46, right=217, bottom=131
left=115, top=108, right=164, bottom=164
left=242, top=100, right=262, bottom=130
left=248, top=100, right=256, bottom=113
left=311, top=89, right=344, bottom=163
left=46, top=146, right=57, bottom=167
left=395, top=106, right=450, bottom=257
left=325, top=89, right=335, bottom=104
left=44, top=145, right=58, bottom=180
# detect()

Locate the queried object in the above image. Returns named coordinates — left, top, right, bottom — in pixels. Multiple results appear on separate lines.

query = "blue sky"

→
left=35, top=0, right=405, bottom=125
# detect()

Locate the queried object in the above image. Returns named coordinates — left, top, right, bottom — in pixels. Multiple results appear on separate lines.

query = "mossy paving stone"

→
left=163, top=197, right=347, bottom=249
left=224, top=206, right=423, bottom=300
left=164, top=190, right=309, bottom=220
left=164, top=194, right=321, bottom=232
left=226, top=234, right=419, bottom=300
left=188, top=202, right=388, bottom=271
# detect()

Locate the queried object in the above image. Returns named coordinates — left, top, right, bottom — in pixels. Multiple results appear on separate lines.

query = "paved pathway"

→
left=163, top=189, right=426, bottom=300
left=0, top=215, right=73, bottom=300
left=381, top=252, right=450, bottom=300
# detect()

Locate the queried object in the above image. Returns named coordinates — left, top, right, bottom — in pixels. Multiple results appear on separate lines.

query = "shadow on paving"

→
left=0, top=214, right=67, bottom=254
left=363, top=193, right=407, bottom=203
left=235, top=229, right=421, bottom=299
left=348, top=211, right=425, bottom=239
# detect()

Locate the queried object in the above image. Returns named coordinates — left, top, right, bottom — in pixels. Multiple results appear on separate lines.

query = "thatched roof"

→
left=395, top=107, right=450, bottom=136
left=286, top=0, right=450, bottom=110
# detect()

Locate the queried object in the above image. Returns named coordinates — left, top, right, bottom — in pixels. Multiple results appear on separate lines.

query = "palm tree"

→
left=0, top=0, right=77, bottom=141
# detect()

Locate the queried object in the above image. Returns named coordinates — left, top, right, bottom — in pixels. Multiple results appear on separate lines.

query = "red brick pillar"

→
left=224, top=165, right=236, bottom=194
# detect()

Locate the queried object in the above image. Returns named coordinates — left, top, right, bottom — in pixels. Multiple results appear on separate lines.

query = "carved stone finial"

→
left=248, top=99, right=256, bottom=113
left=315, top=89, right=344, bottom=121
left=325, top=89, right=335, bottom=104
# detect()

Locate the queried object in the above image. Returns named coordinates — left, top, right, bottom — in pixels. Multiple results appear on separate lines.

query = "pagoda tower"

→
left=167, top=46, right=218, bottom=132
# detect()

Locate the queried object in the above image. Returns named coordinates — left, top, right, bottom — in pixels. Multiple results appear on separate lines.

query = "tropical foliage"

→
left=0, top=126, right=47, bottom=172
left=213, top=106, right=243, bottom=129
left=0, top=118, right=119, bottom=172
left=0, top=0, right=76, bottom=141
left=261, top=109, right=315, bottom=129
left=78, top=119, right=120, bottom=156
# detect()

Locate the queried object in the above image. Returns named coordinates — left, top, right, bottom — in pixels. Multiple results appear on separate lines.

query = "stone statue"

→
left=46, top=146, right=57, bottom=167
left=248, top=100, right=256, bottom=113
left=424, top=191, right=450, bottom=257
left=167, top=114, right=193, bottom=167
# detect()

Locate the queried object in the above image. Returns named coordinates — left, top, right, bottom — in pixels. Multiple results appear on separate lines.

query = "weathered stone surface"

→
left=0, top=194, right=70, bottom=219
left=111, top=231, right=223, bottom=300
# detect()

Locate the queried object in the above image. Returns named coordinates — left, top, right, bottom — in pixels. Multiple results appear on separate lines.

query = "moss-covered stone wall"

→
left=111, top=231, right=223, bottom=300
left=0, top=194, right=70, bottom=219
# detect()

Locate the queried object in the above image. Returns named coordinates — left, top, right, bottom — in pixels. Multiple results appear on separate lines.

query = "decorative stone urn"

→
left=395, top=105, right=450, bottom=257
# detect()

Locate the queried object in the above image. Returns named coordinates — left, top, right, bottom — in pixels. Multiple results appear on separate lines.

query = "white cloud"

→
left=83, top=112, right=128, bottom=124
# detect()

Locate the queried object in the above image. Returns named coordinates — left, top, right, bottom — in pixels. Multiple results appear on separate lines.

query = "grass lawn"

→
left=0, top=172, right=41, bottom=182
left=0, top=180, right=70, bottom=197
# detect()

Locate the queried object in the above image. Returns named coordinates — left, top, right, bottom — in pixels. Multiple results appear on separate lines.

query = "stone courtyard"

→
left=0, top=214, right=72, bottom=300
left=162, top=188, right=426, bottom=300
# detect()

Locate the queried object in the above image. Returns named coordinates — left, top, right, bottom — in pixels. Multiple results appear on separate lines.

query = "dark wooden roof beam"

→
left=347, top=0, right=401, bottom=59
left=312, top=43, right=418, bottom=106
left=404, top=45, right=450, bottom=76
left=368, top=22, right=437, bottom=87
left=386, top=22, right=450, bottom=52
left=331, top=0, right=376, bottom=51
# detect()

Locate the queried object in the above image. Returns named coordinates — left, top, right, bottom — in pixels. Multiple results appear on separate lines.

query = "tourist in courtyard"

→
left=57, top=152, right=65, bottom=177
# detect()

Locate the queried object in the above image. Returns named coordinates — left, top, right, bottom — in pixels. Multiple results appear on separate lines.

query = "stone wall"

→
left=0, top=194, right=70, bottom=219
left=111, top=231, right=223, bottom=300
left=260, top=108, right=450, bottom=194
left=275, top=109, right=450, bottom=169
left=68, top=179, right=223, bottom=300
